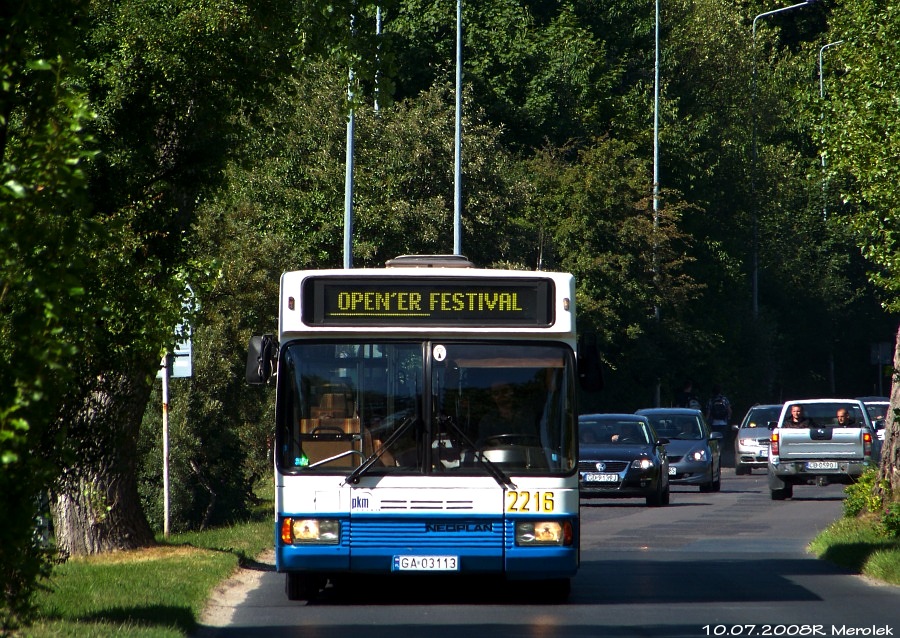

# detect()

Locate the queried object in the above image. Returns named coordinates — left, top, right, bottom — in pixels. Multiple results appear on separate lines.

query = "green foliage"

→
left=882, top=502, right=900, bottom=539
left=0, top=1, right=99, bottom=623
left=387, top=0, right=620, bottom=149
left=825, top=0, right=900, bottom=312
left=843, top=468, right=885, bottom=517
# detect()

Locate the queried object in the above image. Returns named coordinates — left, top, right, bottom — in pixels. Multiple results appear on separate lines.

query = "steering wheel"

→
left=481, top=433, right=542, bottom=447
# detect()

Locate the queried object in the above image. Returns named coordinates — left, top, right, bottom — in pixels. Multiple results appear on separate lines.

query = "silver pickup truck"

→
left=767, top=398, right=881, bottom=500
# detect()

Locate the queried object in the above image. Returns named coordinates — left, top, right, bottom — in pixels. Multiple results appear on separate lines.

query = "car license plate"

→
left=759, top=449, right=768, bottom=457
left=583, top=472, right=618, bottom=483
left=807, top=461, right=838, bottom=470
left=392, top=555, right=459, bottom=572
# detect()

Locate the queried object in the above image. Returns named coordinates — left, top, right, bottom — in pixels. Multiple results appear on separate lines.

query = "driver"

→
left=612, top=422, right=642, bottom=443
left=478, top=382, right=530, bottom=443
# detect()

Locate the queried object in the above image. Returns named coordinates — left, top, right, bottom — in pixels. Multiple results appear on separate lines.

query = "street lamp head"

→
left=754, top=0, right=816, bottom=37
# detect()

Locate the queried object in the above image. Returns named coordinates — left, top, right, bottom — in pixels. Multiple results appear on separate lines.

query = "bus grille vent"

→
left=378, top=499, right=474, bottom=510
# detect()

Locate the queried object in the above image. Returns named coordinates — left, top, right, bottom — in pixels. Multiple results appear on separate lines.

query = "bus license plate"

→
left=583, top=472, right=619, bottom=483
left=807, top=461, right=838, bottom=470
left=392, top=555, right=459, bottom=572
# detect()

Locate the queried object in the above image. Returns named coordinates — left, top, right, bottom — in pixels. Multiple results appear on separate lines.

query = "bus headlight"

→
left=515, top=520, right=573, bottom=546
left=281, top=518, right=340, bottom=544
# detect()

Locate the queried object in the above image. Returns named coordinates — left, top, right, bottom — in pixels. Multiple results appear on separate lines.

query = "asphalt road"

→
left=195, top=465, right=900, bottom=638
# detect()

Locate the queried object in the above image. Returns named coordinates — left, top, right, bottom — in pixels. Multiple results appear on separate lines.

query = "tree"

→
left=824, top=0, right=900, bottom=500
left=0, top=0, right=100, bottom=626
left=386, top=0, right=619, bottom=149
left=47, top=0, right=301, bottom=556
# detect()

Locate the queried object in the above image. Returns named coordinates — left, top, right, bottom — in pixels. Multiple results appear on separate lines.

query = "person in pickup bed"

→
left=783, top=404, right=817, bottom=428
left=836, top=408, right=855, bottom=426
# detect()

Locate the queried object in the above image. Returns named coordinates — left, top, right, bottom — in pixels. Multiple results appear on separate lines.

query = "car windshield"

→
left=578, top=419, right=650, bottom=445
left=865, top=403, right=889, bottom=421
left=643, top=415, right=703, bottom=440
left=743, top=407, right=781, bottom=428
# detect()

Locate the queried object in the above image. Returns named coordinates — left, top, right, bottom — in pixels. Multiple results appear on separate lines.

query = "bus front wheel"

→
left=285, top=572, right=324, bottom=601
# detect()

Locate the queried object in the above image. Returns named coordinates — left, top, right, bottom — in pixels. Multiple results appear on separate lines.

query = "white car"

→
left=733, top=404, right=782, bottom=475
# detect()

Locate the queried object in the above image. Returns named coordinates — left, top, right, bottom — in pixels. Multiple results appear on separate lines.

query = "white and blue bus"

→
left=246, top=254, right=602, bottom=600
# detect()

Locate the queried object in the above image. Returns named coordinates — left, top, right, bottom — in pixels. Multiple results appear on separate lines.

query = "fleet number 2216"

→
left=505, top=491, right=555, bottom=512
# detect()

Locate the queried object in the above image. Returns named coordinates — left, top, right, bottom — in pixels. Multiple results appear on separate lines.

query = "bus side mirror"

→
left=577, top=334, right=604, bottom=392
left=246, top=334, right=278, bottom=384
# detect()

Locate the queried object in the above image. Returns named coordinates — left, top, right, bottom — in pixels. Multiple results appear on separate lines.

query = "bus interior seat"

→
left=311, top=392, right=352, bottom=419
left=300, top=416, right=363, bottom=468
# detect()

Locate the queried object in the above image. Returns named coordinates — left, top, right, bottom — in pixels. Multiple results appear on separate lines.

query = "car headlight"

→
left=688, top=449, right=708, bottom=462
left=631, top=457, right=656, bottom=470
left=739, top=438, right=756, bottom=447
left=515, top=520, right=573, bottom=546
left=281, top=518, right=340, bottom=545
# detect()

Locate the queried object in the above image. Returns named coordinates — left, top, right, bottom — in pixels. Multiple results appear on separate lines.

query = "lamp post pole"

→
left=453, top=0, right=463, bottom=255
left=819, top=40, right=843, bottom=219
left=750, top=1, right=812, bottom=318
left=343, top=4, right=357, bottom=269
left=653, top=0, right=661, bottom=407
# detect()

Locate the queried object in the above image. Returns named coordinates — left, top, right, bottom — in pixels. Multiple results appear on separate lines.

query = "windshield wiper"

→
left=343, top=414, right=417, bottom=486
left=438, top=416, right=517, bottom=491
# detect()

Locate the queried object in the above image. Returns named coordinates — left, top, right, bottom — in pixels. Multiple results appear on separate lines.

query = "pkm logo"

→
left=351, top=496, right=369, bottom=509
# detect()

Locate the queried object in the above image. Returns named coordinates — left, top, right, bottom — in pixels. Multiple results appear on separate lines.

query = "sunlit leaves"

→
left=824, top=0, right=900, bottom=312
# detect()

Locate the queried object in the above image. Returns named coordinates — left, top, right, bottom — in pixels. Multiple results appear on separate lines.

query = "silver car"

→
left=733, top=404, right=781, bottom=475
left=635, top=408, right=722, bottom=492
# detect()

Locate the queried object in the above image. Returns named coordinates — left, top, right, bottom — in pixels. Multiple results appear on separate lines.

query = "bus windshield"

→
left=276, top=340, right=577, bottom=476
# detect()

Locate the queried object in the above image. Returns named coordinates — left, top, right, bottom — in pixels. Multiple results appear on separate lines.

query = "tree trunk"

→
left=52, top=369, right=155, bottom=557
left=876, top=323, right=900, bottom=504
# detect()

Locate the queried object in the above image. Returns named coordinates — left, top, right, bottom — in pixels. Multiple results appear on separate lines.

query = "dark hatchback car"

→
left=733, top=404, right=782, bottom=475
left=635, top=408, right=723, bottom=492
left=577, top=414, right=670, bottom=506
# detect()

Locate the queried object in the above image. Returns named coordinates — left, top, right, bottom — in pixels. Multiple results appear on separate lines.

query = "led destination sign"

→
left=303, top=276, right=553, bottom=327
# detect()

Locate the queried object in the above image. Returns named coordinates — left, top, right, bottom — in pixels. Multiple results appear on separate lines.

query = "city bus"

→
left=246, top=254, right=602, bottom=601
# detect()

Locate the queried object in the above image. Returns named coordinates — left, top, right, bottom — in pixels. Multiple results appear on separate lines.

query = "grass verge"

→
left=808, top=513, right=900, bottom=586
left=24, top=518, right=271, bottom=638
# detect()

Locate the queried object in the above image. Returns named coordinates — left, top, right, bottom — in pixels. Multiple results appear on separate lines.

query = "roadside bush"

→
left=882, top=502, right=900, bottom=538
left=844, top=468, right=883, bottom=517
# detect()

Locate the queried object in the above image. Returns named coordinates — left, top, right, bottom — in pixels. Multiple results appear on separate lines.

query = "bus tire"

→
left=551, top=578, right=571, bottom=602
left=285, top=572, right=322, bottom=601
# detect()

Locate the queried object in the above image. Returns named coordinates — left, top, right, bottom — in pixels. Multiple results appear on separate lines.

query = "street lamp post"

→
left=653, top=0, right=661, bottom=407
left=750, top=0, right=814, bottom=318
left=819, top=40, right=843, bottom=219
left=343, top=4, right=358, bottom=270
left=453, top=0, right=463, bottom=255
